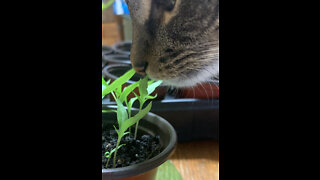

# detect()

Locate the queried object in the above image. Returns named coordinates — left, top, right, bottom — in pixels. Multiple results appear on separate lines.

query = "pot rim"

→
left=102, top=45, right=113, bottom=55
left=102, top=105, right=177, bottom=179
left=102, top=64, right=137, bottom=84
left=112, top=41, right=132, bottom=56
left=102, top=54, right=131, bottom=65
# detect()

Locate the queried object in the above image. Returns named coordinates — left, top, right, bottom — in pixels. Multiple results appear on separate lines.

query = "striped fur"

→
left=126, top=0, right=219, bottom=87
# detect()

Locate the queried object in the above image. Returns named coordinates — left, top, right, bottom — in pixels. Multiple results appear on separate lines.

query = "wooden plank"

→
left=170, top=140, right=219, bottom=180
left=103, top=7, right=116, bottom=23
left=102, top=23, right=121, bottom=46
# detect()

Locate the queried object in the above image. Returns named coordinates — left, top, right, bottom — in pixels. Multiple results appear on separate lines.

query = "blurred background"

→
left=102, top=0, right=131, bottom=46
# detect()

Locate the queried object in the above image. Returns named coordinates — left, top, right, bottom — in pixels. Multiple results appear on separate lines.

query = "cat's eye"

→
left=155, top=0, right=176, bottom=11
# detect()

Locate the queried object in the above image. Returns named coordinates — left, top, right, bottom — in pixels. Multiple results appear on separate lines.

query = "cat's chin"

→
left=149, top=73, right=218, bottom=88
left=148, top=60, right=219, bottom=88
left=162, top=78, right=200, bottom=88
left=161, top=74, right=215, bottom=88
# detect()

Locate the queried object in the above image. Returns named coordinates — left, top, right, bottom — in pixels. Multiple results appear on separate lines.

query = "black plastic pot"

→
left=112, top=41, right=132, bottom=56
left=102, top=54, right=131, bottom=65
left=102, top=105, right=177, bottom=180
left=102, top=64, right=168, bottom=101
left=102, top=45, right=114, bottom=69
left=102, top=45, right=114, bottom=56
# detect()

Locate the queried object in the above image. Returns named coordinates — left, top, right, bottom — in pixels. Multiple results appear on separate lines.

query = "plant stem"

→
left=112, top=138, right=121, bottom=168
left=134, top=121, right=139, bottom=139
left=111, top=91, right=117, bottom=101
left=106, top=157, right=111, bottom=168
left=134, top=104, right=143, bottom=139
left=125, top=100, right=132, bottom=134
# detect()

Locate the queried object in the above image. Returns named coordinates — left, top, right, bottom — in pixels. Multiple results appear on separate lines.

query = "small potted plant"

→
left=102, top=69, right=177, bottom=180
left=102, top=64, right=168, bottom=101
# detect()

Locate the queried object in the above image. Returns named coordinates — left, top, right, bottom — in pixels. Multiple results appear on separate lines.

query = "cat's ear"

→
left=155, top=0, right=176, bottom=11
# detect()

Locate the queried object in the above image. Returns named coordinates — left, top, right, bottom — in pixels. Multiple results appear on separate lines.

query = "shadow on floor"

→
left=170, top=140, right=219, bottom=162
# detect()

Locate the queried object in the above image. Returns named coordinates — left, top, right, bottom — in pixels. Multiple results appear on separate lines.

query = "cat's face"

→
left=126, top=0, right=219, bottom=87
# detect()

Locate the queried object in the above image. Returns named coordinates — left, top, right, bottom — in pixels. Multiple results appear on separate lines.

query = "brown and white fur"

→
left=126, top=0, right=219, bottom=87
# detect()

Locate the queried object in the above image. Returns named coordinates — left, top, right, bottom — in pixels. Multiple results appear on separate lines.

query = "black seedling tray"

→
left=102, top=94, right=219, bottom=142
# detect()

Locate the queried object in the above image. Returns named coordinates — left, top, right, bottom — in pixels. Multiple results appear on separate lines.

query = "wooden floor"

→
left=102, top=23, right=219, bottom=180
left=170, top=140, right=219, bottom=180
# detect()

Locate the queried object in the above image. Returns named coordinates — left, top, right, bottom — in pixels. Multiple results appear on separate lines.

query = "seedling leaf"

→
left=127, top=97, right=138, bottom=112
left=147, top=80, right=163, bottom=95
left=121, top=101, right=152, bottom=133
left=104, top=144, right=126, bottom=158
left=139, top=75, right=149, bottom=98
left=146, top=94, right=158, bottom=100
left=102, top=69, right=135, bottom=96
left=155, top=160, right=183, bottom=180
left=119, top=81, right=140, bottom=103
left=102, top=77, right=110, bottom=99
left=115, top=98, right=128, bottom=127
left=102, top=110, right=117, bottom=113
left=113, top=125, right=119, bottom=135
left=148, top=80, right=155, bottom=85
left=114, top=85, right=122, bottom=98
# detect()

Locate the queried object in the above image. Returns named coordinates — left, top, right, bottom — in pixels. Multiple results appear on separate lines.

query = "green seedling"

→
left=102, top=78, right=110, bottom=99
left=133, top=75, right=162, bottom=139
left=104, top=144, right=126, bottom=168
left=102, top=109, right=116, bottom=113
left=111, top=90, right=152, bottom=167
left=102, top=68, right=136, bottom=99
left=102, top=68, right=162, bottom=168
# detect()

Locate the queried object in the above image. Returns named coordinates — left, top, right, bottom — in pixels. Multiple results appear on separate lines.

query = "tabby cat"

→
left=126, top=0, right=219, bottom=87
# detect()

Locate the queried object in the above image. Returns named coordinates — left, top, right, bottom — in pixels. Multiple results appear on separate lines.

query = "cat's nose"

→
left=132, top=61, right=148, bottom=75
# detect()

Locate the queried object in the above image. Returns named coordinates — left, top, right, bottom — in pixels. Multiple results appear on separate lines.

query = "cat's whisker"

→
left=208, top=80, right=215, bottom=104
left=192, top=86, right=196, bottom=99
left=194, top=85, right=202, bottom=99
left=185, top=85, right=191, bottom=98
left=199, top=82, right=210, bottom=101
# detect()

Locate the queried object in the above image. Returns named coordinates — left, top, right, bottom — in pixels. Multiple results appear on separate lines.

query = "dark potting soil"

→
left=102, top=130, right=162, bottom=169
